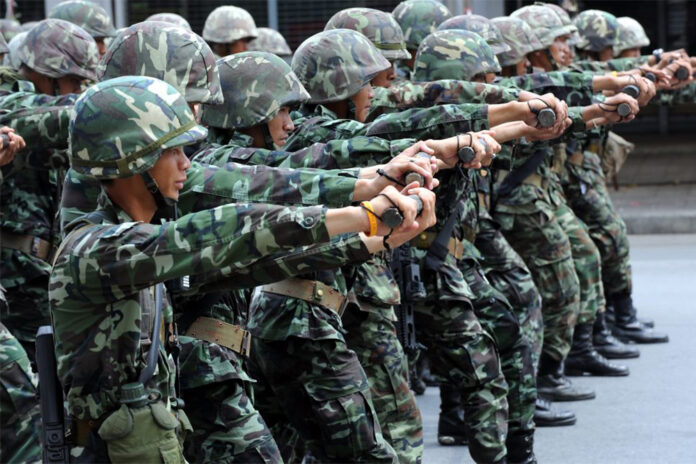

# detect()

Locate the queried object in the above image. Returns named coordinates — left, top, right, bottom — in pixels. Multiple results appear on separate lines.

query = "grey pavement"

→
left=419, top=234, right=696, bottom=464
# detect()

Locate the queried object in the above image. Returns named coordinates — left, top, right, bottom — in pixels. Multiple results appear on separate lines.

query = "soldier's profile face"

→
left=56, top=75, right=86, bottom=95
left=619, top=48, right=641, bottom=59
left=550, top=34, right=572, bottom=67
left=148, top=147, right=191, bottom=201
left=350, top=84, right=375, bottom=123
left=371, top=62, right=397, bottom=89
left=267, top=106, right=294, bottom=147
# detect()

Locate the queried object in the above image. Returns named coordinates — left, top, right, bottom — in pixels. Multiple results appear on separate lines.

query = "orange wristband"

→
left=360, top=201, right=378, bottom=237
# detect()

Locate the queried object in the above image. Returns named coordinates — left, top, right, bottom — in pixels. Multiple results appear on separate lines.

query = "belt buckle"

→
left=239, top=330, right=251, bottom=357
left=31, top=236, right=41, bottom=257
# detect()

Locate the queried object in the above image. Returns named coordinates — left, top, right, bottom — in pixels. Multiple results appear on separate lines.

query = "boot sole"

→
left=612, top=332, right=669, bottom=344
left=534, top=416, right=577, bottom=427
left=538, top=391, right=596, bottom=402
left=564, top=368, right=630, bottom=377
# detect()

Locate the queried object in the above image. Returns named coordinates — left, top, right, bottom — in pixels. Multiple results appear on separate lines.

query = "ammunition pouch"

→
left=97, top=401, right=189, bottom=464
left=260, top=278, right=347, bottom=316
left=185, top=317, right=251, bottom=357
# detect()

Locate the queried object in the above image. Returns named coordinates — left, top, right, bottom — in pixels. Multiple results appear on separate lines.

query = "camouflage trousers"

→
left=564, top=151, right=632, bottom=298
left=342, top=304, right=424, bottom=464
left=554, top=200, right=605, bottom=324
left=413, top=249, right=509, bottom=464
left=177, top=335, right=282, bottom=464
left=249, top=329, right=397, bottom=463
left=459, top=259, right=536, bottom=440
left=494, top=196, right=581, bottom=362
left=475, top=216, right=544, bottom=371
left=0, top=322, right=42, bottom=464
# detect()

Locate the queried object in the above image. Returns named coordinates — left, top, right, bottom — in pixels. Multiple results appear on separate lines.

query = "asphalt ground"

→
left=419, top=234, right=696, bottom=464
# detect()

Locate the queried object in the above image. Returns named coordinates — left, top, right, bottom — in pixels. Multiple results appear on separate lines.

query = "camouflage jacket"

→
left=50, top=192, right=356, bottom=420
left=0, top=78, right=79, bottom=289
left=368, top=79, right=520, bottom=121
left=496, top=70, right=596, bottom=106
left=285, top=103, right=490, bottom=151
left=192, top=130, right=413, bottom=170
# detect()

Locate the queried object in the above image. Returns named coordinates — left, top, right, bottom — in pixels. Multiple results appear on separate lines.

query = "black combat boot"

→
left=536, top=352, right=595, bottom=401
left=611, top=291, right=669, bottom=344
left=606, top=302, right=654, bottom=328
left=507, top=429, right=536, bottom=464
left=437, top=383, right=467, bottom=446
left=593, top=312, right=640, bottom=359
left=565, top=323, right=629, bottom=376
left=534, top=397, right=576, bottom=427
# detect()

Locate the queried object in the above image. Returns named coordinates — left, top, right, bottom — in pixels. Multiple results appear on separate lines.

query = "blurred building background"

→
left=3, top=0, right=695, bottom=134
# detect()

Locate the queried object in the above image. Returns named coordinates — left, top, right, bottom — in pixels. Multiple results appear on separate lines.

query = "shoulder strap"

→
left=496, top=148, right=547, bottom=197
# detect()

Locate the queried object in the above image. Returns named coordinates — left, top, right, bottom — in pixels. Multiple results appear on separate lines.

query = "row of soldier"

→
left=0, top=0, right=693, bottom=463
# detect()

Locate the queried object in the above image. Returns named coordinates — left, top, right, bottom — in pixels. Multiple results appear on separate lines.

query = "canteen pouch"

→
left=97, top=402, right=184, bottom=464
left=601, top=130, right=634, bottom=180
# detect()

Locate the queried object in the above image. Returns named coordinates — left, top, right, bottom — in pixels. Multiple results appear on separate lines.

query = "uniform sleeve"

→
left=51, top=202, right=332, bottom=304
left=178, top=161, right=359, bottom=209
left=365, top=103, right=490, bottom=140
left=501, top=71, right=596, bottom=105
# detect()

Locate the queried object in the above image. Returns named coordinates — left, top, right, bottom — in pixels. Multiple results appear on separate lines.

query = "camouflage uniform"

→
left=392, top=0, right=452, bottom=79
left=0, top=19, right=98, bottom=358
left=48, top=0, right=117, bottom=40
left=53, top=75, right=374, bottom=462
left=248, top=28, right=292, bottom=58
left=286, top=29, right=510, bottom=464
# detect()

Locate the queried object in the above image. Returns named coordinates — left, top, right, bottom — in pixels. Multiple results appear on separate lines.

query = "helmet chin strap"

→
left=141, top=170, right=178, bottom=221
left=544, top=49, right=561, bottom=71
left=261, top=123, right=276, bottom=150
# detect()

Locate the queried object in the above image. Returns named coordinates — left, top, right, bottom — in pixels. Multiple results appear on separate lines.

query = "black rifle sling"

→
left=496, top=147, right=547, bottom=198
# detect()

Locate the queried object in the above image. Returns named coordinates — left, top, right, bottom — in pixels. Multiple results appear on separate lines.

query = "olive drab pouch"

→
left=97, top=402, right=184, bottom=464
left=601, top=131, right=635, bottom=185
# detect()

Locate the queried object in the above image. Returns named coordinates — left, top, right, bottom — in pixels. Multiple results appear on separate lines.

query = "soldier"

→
left=568, top=9, right=670, bottom=344
left=392, top=0, right=452, bottom=79
left=0, top=18, right=98, bottom=361
left=146, top=12, right=192, bottom=31
left=48, top=0, right=117, bottom=56
left=248, top=27, right=292, bottom=61
left=52, top=74, right=435, bottom=463
left=4, top=31, right=26, bottom=70
left=203, top=5, right=258, bottom=57
left=0, top=126, right=39, bottom=464
left=0, top=18, right=21, bottom=42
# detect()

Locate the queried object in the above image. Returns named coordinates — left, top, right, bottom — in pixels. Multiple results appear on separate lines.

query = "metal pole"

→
left=267, top=0, right=278, bottom=30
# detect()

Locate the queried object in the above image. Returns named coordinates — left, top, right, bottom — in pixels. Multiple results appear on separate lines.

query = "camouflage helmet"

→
left=392, top=0, right=452, bottom=51
left=4, top=31, right=26, bottom=69
left=17, top=19, right=98, bottom=81
left=19, top=21, right=40, bottom=32
left=69, top=76, right=207, bottom=180
left=146, top=13, right=192, bottom=31
left=573, top=10, right=618, bottom=52
left=325, top=8, right=410, bottom=61
left=558, top=0, right=579, bottom=14
left=0, top=31, right=8, bottom=55
left=535, top=2, right=580, bottom=45
left=292, top=29, right=390, bottom=104
left=0, top=19, right=22, bottom=42
left=512, top=5, right=577, bottom=49
left=437, top=14, right=511, bottom=55
left=413, top=30, right=500, bottom=82
left=48, top=0, right=117, bottom=38
left=201, top=52, right=309, bottom=129
left=99, top=22, right=222, bottom=105
left=248, top=28, right=292, bottom=56
left=202, top=6, right=258, bottom=44
left=491, top=17, right=543, bottom=66
left=614, top=17, right=650, bottom=56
